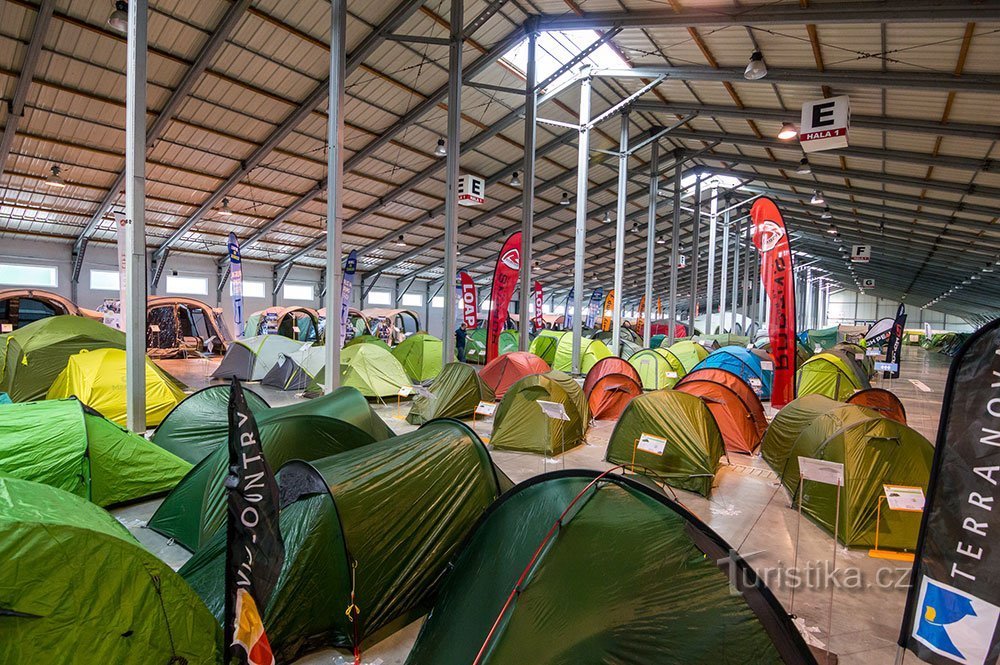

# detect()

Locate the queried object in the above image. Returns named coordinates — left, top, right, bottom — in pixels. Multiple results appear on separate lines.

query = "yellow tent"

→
left=46, top=348, right=187, bottom=427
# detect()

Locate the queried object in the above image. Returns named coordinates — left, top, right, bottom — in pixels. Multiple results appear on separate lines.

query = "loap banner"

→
left=563, top=288, right=574, bottom=330
left=533, top=281, right=544, bottom=331
left=486, top=232, right=521, bottom=363
left=340, top=250, right=357, bottom=347
left=459, top=271, right=478, bottom=328
left=897, top=317, right=1000, bottom=665
left=600, top=289, right=615, bottom=332
left=586, top=288, right=603, bottom=329
left=883, top=303, right=907, bottom=379
left=750, top=197, right=797, bottom=408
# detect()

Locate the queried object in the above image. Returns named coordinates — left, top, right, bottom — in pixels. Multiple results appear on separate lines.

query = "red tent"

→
left=479, top=351, right=549, bottom=400
left=588, top=374, right=643, bottom=420
left=583, top=356, right=642, bottom=396
left=847, top=387, right=907, bottom=424
left=647, top=320, right=687, bottom=338
left=676, top=368, right=767, bottom=454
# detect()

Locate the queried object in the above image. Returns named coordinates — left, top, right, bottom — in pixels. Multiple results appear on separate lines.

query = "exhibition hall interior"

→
left=1, top=1, right=999, bottom=664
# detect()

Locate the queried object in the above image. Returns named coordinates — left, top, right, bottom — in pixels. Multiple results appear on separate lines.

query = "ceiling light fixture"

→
left=108, top=1, right=128, bottom=33
left=559, top=192, right=570, bottom=206
left=778, top=122, right=799, bottom=140
left=44, top=165, right=66, bottom=188
left=603, top=211, right=612, bottom=224
left=510, top=171, right=521, bottom=187
left=744, top=51, right=767, bottom=80
left=821, top=208, right=833, bottom=220
left=395, top=234, right=406, bottom=247
left=656, top=235, right=666, bottom=245
left=219, top=197, right=233, bottom=216
left=796, top=157, right=811, bottom=175
left=434, top=138, right=447, bottom=157
left=810, top=190, right=825, bottom=206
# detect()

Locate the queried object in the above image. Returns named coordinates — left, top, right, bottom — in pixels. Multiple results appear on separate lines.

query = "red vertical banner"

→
left=459, top=271, right=478, bottom=328
left=750, top=197, right=796, bottom=407
left=532, top=281, right=544, bottom=331
left=487, top=232, right=521, bottom=363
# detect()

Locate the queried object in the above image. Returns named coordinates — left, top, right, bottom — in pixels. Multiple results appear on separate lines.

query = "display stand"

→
left=474, top=400, right=496, bottom=443
left=537, top=399, right=570, bottom=470
left=630, top=433, right=667, bottom=474
left=868, top=484, right=923, bottom=562
left=395, top=385, right=414, bottom=419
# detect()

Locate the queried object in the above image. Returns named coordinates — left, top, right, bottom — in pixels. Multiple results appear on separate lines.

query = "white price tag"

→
left=536, top=399, right=569, bottom=421
left=798, top=457, right=845, bottom=486
left=855, top=353, right=865, bottom=360
left=475, top=401, right=497, bottom=417
left=760, top=360, right=774, bottom=371
left=866, top=347, right=881, bottom=356
left=150, top=325, right=160, bottom=333
left=0, top=323, right=11, bottom=333
left=637, top=433, right=667, bottom=455
left=293, top=326, right=300, bottom=334
left=397, top=386, right=414, bottom=397
left=665, top=371, right=678, bottom=379
left=883, top=485, right=925, bottom=512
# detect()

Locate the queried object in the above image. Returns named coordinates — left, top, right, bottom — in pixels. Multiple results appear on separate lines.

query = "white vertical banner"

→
left=227, top=232, right=244, bottom=338
left=114, top=212, right=127, bottom=331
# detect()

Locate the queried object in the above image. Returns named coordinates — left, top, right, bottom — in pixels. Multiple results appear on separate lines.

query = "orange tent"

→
left=847, top=387, right=907, bottom=424
left=676, top=368, right=767, bottom=454
left=479, top=351, right=549, bottom=400
left=583, top=356, right=642, bottom=396
left=587, top=373, right=643, bottom=420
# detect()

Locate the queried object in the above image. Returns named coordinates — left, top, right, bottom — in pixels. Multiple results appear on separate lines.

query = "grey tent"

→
left=262, top=345, right=325, bottom=390
left=211, top=334, right=308, bottom=381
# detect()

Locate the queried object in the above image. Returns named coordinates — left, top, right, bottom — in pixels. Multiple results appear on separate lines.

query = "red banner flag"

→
left=750, top=197, right=797, bottom=408
left=487, top=232, right=521, bottom=362
left=459, top=271, right=478, bottom=328
left=532, top=281, right=544, bottom=331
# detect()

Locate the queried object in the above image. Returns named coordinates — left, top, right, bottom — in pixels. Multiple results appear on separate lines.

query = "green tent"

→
left=490, top=371, right=588, bottom=456
left=392, top=332, right=443, bottom=382
left=151, top=385, right=390, bottom=464
left=0, top=315, right=126, bottom=402
left=528, top=329, right=564, bottom=364
left=806, top=326, right=839, bottom=351
left=0, top=399, right=191, bottom=507
left=309, top=342, right=412, bottom=398
left=605, top=390, right=725, bottom=497
left=466, top=328, right=519, bottom=364
left=552, top=335, right=612, bottom=374
left=407, top=362, right=493, bottom=424
left=628, top=348, right=685, bottom=390
left=833, top=342, right=874, bottom=377
left=0, top=477, right=220, bottom=664
left=666, top=340, right=710, bottom=373
left=180, top=420, right=509, bottom=662
left=761, top=395, right=933, bottom=549
left=404, top=470, right=816, bottom=665
left=345, top=334, right=392, bottom=351
left=796, top=352, right=867, bottom=401
left=211, top=334, right=308, bottom=381
left=649, top=333, right=667, bottom=348
left=698, top=333, right=749, bottom=348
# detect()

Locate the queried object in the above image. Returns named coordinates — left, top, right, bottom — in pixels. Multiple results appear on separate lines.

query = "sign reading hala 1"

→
left=799, top=95, right=850, bottom=153
left=457, top=174, right=486, bottom=206
left=851, top=245, right=871, bottom=263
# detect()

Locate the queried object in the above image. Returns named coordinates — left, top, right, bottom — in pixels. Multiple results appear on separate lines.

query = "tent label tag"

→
left=884, top=484, right=925, bottom=512
left=866, top=347, right=881, bottom=356
left=798, top=457, right=844, bottom=485
left=665, top=371, right=678, bottom=379
left=536, top=399, right=570, bottom=421
left=855, top=353, right=865, bottom=360
left=292, top=326, right=300, bottom=334
left=0, top=324, right=10, bottom=333
left=874, top=361, right=898, bottom=373
left=637, top=433, right=668, bottom=455
left=814, top=344, right=823, bottom=353
left=413, top=385, right=435, bottom=400
left=760, top=361, right=774, bottom=371
left=475, top=401, right=497, bottom=416
left=397, top=386, right=414, bottom=397
left=748, top=378, right=763, bottom=396
left=150, top=325, right=160, bottom=333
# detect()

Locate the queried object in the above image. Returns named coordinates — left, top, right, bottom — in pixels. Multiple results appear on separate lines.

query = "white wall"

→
left=826, top=288, right=973, bottom=332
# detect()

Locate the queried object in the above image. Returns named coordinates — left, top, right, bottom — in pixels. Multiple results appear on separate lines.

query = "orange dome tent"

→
left=479, top=351, right=549, bottom=400
left=847, top=387, right=907, bottom=424
left=676, top=368, right=768, bottom=455
left=583, top=356, right=642, bottom=396
left=587, top=373, right=643, bottom=420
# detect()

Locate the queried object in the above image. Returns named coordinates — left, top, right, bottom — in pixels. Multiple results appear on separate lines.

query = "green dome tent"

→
left=761, top=395, right=933, bottom=549
left=261, top=344, right=325, bottom=391
left=392, top=332, right=444, bottom=382
left=628, top=348, right=685, bottom=390
left=466, top=328, right=519, bottom=364
left=211, top=334, right=308, bottom=381
left=0, top=399, right=191, bottom=507
left=407, top=362, right=493, bottom=425
left=552, top=334, right=612, bottom=374
left=605, top=390, right=725, bottom=497
left=152, top=385, right=390, bottom=464
left=345, top=334, right=392, bottom=351
left=490, top=371, right=589, bottom=456
left=0, top=477, right=220, bottom=664
left=528, top=329, right=564, bottom=364
left=833, top=342, right=874, bottom=377
left=180, top=420, right=510, bottom=662
left=404, top=470, right=816, bottom=665
left=309, top=342, right=412, bottom=398
left=666, top=339, right=710, bottom=373
left=0, top=315, right=126, bottom=402
left=796, top=352, right=868, bottom=401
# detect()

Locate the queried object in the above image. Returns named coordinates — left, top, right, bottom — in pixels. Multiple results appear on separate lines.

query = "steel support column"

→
left=741, top=220, right=751, bottom=332
left=611, top=109, right=629, bottom=353
left=323, top=0, right=346, bottom=392
left=705, top=182, right=718, bottom=336
left=571, top=72, right=592, bottom=374
left=642, top=134, right=658, bottom=346
left=667, top=154, right=682, bottom=345
left=688, top=176, right=703, bottom=335
left=718, top=200, right=729, bottom=333
left=442, top=0, right=463, bottom=365
left=805, top=269, right=815, bottom=330
left=518, top=28, right=537, bottom=351
left=731, top=215, right=741, bottom=334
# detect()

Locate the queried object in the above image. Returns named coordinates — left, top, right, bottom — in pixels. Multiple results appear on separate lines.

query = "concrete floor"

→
left=117, top=344, right=950, bottom=665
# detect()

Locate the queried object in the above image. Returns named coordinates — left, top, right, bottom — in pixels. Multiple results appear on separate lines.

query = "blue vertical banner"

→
left=227, top=232, right=244, bottom=339
left=340, top=250, right=357, bottom=348
left=563, top=288, right=574, bottom=330
left=586, top=287, right=603, bottom=328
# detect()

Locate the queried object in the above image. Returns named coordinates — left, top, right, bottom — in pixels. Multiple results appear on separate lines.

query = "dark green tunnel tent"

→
left=407, top=362, right=493, bottom=425
left=490, top=371, right=589, bottom=456
left=151, top=385, right=391, bottom=464
left=0, top=477, right=220, bottom=664
left=761, top=395, right=933, bottom=549
left=405, top=470, right=817, bottom=665
left=605, top=390, right=725, bottom=497
left=0, top=399, right=191, bottom=507
left=805, top=326, right=839, bottom=351
left=180, top=419, right=509, bottom=662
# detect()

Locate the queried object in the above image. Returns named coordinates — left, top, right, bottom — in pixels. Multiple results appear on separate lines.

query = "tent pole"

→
left=611, top=109, right=629, bottom=354
left=688, top=176, right=703, bottom=336
left=718, top=197, right=729, bottom=334
left=323, top=0, right=346, bottom=392
left=642, top=133, right=657, bottom=347
left=518, top=27, right=537, bottom=352
left=667, top=152, right=682, bottom=345
left=442, top=0, right=462, bottom=366
left=571, top=70, right=592, bottom=375
left=124, top=0, right=148, bottom=434
left=705, top=181, right=718, bottom=336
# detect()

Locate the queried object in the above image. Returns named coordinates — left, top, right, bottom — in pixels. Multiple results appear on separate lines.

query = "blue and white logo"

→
left=913, top=577, right=999, bottom=665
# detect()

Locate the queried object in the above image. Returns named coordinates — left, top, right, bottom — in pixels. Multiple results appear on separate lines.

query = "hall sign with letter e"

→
left=799, top=95, right=850, bottom=153
left=457, top=174, right=485, bottom=206
left=851, top=245, right=871, bottom=263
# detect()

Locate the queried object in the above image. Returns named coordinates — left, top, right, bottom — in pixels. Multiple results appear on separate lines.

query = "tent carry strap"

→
left=345, top=558, right=362, bottom=665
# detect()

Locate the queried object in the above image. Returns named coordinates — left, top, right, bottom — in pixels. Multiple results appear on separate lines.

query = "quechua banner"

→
left=340, top=250, right=357, bottom=347
left=225, top=379, right=284, bottom=665
left=533, top=281, right=544, bottom=331
left=883, top=303, right=906, bottom=379
left=750, top=197, right=796, bottom=408
left=486, top=232, right=521, bottom=362
left=600, top=289, right=615, bottom=332
left=459, top=271, right=478, bottom=328
left=897, top=317, right=1000, bottom=665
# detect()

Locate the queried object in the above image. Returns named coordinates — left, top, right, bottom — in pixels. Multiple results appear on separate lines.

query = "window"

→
left=0, top=263, right=57, bottom=288
left=502, top=31, right=630, bottom=93
left=401, top=293, right=423, bottom=307
left=165, top=275, right=208, bottom=295
left=231, top=279, right=265, bottom=299
left=89, top=269, right=120, bottom=291
left=283, top=283, right=314, bottom=301
left=431, top=296, right=444, bottom=308
left=366, top=290, right=391, bottom=306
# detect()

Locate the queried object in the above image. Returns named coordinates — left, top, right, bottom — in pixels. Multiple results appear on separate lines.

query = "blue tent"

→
left=691, top=345, right=772, bottom=400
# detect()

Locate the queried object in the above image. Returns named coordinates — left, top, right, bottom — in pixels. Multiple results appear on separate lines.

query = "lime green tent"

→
left=628, top=348, right=685, bottom=390
left=605, top=390, right=725, bottom=497
left=806, top=326, right=839, bottom=351
left=310, top=342, right=411, bottom=398
left=392, top=333, right=443, bottom=382
left=180, top=420, right=509, bottom=661
left=407, top=362, right=493, bottom=425
left=405, top=470, right=817, bottom=665
left=796, top=352, right=867, bottom=400
left=528, top=329, right=564, bottom=364
left=0, top=477, right=220, bottom=664
left=0, top=399, right=191, bottom=507
left=552, top=335, right=612, bottom=374
left=0, top=315, right=125, bottom=402
left=666, top=340, right=710, bottom=373
left=466, top=328, right=519, bottom=364
left=761, top=395, right=933, bottom=549
left=491, top=371, right=589, bottom=456
left=345, top=334, right=392, bottom=351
